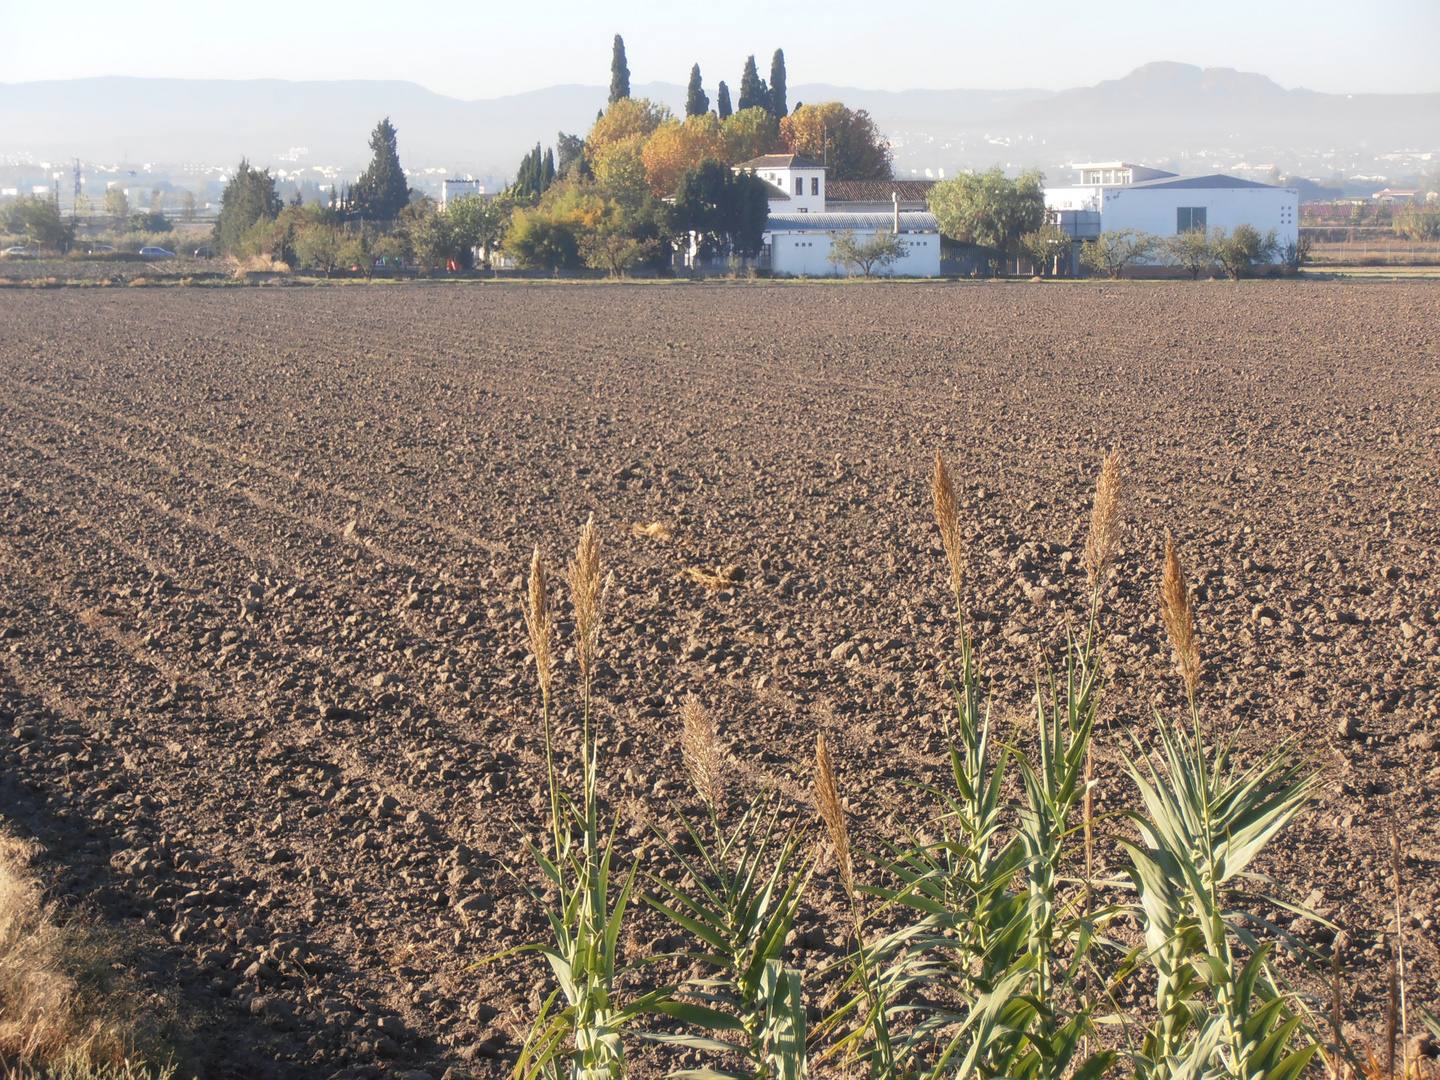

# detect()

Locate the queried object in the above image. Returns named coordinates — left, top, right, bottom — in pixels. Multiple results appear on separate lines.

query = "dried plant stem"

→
left=679, top=695, right=723, bottom=809
left=1331, top=950, right=1344, bottom=1079
left=814, top=732, right=855, bottom=908
left=1159, top=533, right=1203, bottom=709
left=522, top=547, right=559, bottom=849
left=931, top=451, right=965, bottom=616
left=1082, top=448, right=1124, bottom=592
left=1392, top=825, right=1408, bottom=1046
left=566, top=514, right=603, bottom=757
left=1386, top=954, right=1398, bottom=1080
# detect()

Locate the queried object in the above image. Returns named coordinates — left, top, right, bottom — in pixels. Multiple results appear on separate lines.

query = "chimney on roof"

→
left=893, top=191, right=899, bottom=233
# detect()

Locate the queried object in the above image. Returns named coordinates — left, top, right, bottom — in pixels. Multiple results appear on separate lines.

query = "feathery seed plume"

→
left=566, top=514, right=603, bottom=682
left=1083, top=449, right=1124, bottom=587
left=523, top=547, right=554, bottom=700
left=814, top=732, right=854, bottom=903
left=932, top=451, right=965, bottom=604
left=679, top=695, right=723, bottom=807
left=1159, top=533, right=1202, bottom=698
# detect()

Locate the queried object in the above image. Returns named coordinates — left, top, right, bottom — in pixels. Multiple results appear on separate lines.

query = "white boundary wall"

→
left=767, top=229, right=942, bottom=276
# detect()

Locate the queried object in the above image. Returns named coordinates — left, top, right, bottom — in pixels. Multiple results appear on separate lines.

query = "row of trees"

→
left=1079, top=225, right=1304, bottom=280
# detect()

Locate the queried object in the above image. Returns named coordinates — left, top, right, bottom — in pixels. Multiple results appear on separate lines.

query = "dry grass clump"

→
left=565, top=515, right=604, bottom=684
left=0, top=835, right=176, bottom=1078
left=630, top=521, right=672, bottom=542
left=0, top=834, right=74, bottom=1064
left=1159, top=531, right=1203, bottom=699
left=683, top=565, right=741, bottom=592
left=229, top=255, right=290, bottom=279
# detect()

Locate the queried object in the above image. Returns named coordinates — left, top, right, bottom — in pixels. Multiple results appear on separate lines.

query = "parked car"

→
left=192, top=246, right=214, bottom=259
left=1, top=246, right=36, bottom=258
left=137, top=246, right=176, bottom=258
left=88, top=244, right=117, bottom=254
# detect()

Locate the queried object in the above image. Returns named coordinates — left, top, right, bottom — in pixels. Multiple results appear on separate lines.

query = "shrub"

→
left=1212, top=224, right=1279, bottom=280
left=1081, top=229, right=1157, bottom=278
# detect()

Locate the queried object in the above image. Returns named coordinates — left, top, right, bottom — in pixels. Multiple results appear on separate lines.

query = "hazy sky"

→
left=3, top=0, right=1437, bottom=98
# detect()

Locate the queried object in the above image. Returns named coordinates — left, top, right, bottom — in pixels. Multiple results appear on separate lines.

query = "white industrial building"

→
left=1046, top=161, right=1299, bottom=254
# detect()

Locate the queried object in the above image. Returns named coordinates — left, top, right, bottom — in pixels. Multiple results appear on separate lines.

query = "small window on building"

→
left=795, top=178, right=804, bottom=195
left=811, top=177, right=819, bottom=196
left=1176, top=207, right=1207, bottom=233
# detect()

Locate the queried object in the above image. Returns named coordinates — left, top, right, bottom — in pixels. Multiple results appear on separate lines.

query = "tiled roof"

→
left=737, top=154, right=824, bottom=170
left=826, top=180, right=937, bottom=201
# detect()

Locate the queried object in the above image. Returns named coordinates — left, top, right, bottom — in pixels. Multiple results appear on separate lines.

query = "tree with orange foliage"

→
left=642, top=115, right=724, bottom=197
left=587, top=98, right=671, bottom=160
left=780, top=102, right=891, bottom=181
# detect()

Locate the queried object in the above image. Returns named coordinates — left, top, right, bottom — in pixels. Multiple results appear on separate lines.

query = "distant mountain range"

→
left=2, top=63, right=1436, bottom=185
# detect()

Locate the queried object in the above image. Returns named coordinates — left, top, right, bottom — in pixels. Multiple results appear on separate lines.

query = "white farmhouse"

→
left=764, top=212, right=942, bottom=277
left=736, top=154, right=826, bottom=213
left=1046, top=160, right=1299, bottom=255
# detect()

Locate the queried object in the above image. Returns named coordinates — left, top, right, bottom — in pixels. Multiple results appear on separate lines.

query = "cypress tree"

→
left=609, top=34, right=630, bottom=104
left=542, top=148, right=555, bottom=188
left=716, top=81, right=732, bottom=120
left=769, top=49, right=788, bottom=117
left=215, top=158, right=280, bottom=254
left=737, top=56, right=767, bottom=112
left=685, top=64, right=709, bottom=117
left=349, top=117, right=410, bottom=220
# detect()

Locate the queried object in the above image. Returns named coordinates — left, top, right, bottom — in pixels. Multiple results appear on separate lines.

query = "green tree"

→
left=674, top=158, right=770, bottom=260
left=685, top=64, right=709, bottom=118
left=780, top=102, right=891, bottom=180
left=6, top=197, right=72, bottom=249
left=512, top=143, right=557, bottom=200
left=348, top=118, right=411, bottom=221
left=1210, top=224, right=1278, bottom=279
left=1079, top=229, right=1156, bottom=278
left=927, top=166, right=1045, bottom=274
left=769, top=49, right=787, bottom=117
left=609, top=34, right=630, bottom=104
left=1018, top=222, right=1072, bottom=276
left=1393, top=207, right=1440, bottom=240
left=720, top=107, right=781, bottom=164
left=557, top=132, right=588, bottom=178
left=578, top=204, right=663, bottom=277
left=716, top=81, right=732, bottom=120
left=408, top=207, right=457, bottom=271
left=737, top=55, right=768, bottom=113
left=827, top=229, right=906, bottom=277
left=181, top=190, right=196, bottom=222
left=295, top=221, right=345, bottom=276
left=215, top=159, right=280, bottom=255
left=103, top=186, right=130, bottom=223
left=1161, top=228, right=1214, bottom=279
left=448, top=194, right=510, bottom=268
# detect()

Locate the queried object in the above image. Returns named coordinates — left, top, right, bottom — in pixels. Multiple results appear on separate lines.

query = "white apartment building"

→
left=736, top=154, right=826, bottom=214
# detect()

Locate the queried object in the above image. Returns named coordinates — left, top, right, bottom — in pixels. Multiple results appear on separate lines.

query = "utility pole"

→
left=72, top=159, right=82, bottom=213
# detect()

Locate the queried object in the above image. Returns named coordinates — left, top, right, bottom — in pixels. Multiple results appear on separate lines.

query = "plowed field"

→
left=1, top=281, right=1438, bottom=1079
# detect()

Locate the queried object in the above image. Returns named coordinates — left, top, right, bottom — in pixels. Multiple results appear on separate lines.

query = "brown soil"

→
left=0, top=280, right=1437, bottom=1079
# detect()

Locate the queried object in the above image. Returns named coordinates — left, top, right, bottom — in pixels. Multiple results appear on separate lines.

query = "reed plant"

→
left=504, top=519, right=667, bottom=1080
left=642, top=701, right=811, bottom=1080
left=497, top=452, right=1327, bottom=1080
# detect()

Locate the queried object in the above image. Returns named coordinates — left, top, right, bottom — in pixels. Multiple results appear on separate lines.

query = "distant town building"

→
left=441, top=178, right=485, bottom=208
left=1370, top=187, right=1420, bottom=203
